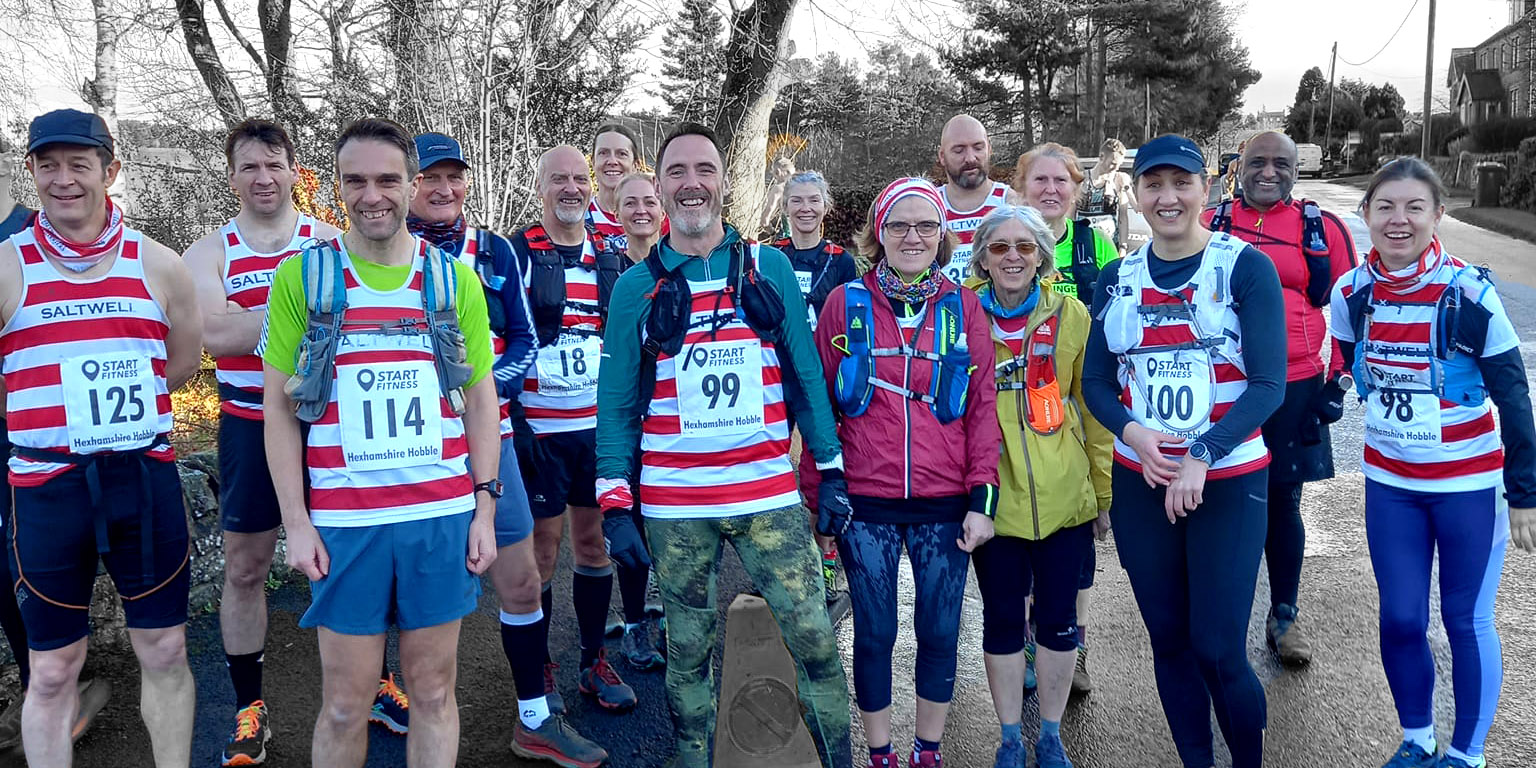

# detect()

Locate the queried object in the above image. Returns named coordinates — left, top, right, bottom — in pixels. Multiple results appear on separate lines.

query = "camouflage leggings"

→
left=647, top=505, right=852, bottom=768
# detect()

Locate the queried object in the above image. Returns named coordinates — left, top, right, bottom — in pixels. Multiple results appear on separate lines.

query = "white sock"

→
left=1445, top=747, right=1484, bottom=767
left=1403, top=725, right=1436, bottom=753
left=519, top=696, right=550, bottom=730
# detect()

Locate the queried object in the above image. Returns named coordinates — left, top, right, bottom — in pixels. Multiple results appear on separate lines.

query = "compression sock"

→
left=617, top=562, right=649, bottom=625
left=501, top=609, right=550, bottom=730
left=540, top=581, right=553, bottom=663
left=225, top=651, right=264, bottom=708
left=572, top=565, right=614, bottom=670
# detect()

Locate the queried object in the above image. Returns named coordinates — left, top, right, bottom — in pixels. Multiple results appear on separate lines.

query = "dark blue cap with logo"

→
left=1132, top=134, right=1206, bottom=177
left=28, top=109, right=114, bottom=155
left=414, top=133, right=468, bottom=171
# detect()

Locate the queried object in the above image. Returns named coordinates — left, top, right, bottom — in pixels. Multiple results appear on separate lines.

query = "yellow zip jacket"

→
left=973, top=281, right=1114, bottom=540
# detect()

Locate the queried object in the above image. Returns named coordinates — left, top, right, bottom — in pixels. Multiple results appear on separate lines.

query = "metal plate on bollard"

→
left=713, top=594, right=820, bottom=768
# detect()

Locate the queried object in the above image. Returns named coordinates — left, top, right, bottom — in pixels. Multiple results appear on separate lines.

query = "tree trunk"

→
left=84, top=0, right=120, bottom=140
left=174, top=0, right=247, bottom=128
left=713, top=0, right=799, bottom=235
left=257, top=0, right=309, bottom=130
left=1094, top=18, right=1108, bottom=141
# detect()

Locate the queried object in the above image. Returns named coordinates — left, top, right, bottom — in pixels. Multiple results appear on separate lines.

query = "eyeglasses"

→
left=984, top=241, right=1040, bottom=256
left=882, top=220, right=943, bottom=238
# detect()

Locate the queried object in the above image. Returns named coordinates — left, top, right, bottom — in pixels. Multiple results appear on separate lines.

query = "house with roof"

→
left=1450, top=1, right=1536, bottom=124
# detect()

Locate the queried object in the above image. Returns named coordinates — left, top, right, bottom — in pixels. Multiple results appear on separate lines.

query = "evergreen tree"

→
left=657, top=0, right=725, bottom=124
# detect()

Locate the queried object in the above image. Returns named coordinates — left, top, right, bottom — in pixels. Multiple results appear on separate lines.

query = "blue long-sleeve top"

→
left=426, top=228, right=537, bottom=398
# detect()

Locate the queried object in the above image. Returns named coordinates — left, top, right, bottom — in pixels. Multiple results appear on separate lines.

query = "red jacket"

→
left=1202, top=198, right=1358, bottom=382
left=800, top=272, right=1000, bottom=509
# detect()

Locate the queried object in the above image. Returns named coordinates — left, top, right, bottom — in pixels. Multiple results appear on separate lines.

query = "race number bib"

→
left=942, top=246, right=973, bottom=284
left=61, top=352, right=157, bottom=452
left=795, top=270, right=814, bottom=294
left=1129, top=351, right=1215, bottom=439
left=1365, top=390, right=1442, bottom=444
left=336, top=360, right=443, bottom=471
left=675, top=339, right=766, bottom=437
left=535, top=335, right=601, bottom=396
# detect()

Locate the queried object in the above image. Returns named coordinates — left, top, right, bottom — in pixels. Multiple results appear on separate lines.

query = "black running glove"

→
left=817, top=468, right=854, bottom=537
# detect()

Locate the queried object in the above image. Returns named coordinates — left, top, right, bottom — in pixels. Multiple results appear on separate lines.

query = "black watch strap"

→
left=474, top=479, right=504, bottom=499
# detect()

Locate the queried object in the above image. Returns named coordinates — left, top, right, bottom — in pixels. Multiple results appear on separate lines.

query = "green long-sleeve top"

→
left=594, top=225, right=843, bottom=482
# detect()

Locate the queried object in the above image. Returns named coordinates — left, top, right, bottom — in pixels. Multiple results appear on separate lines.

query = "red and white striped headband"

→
left=873, top=177, right=945, bottom=237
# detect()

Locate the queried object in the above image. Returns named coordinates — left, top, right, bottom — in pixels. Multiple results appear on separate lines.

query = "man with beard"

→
left=261, top=117, right=500, bottom=768
left=935, top=114, right=1014, bottom=283
left=509, top=145, right=640, bottom=717
left=1202, top=129, right=1357, bottom=667
left=406, top=133, right=608, bottom=767
left=184, top=118, right=342, bottom=766
left=593, top=123, right=853, bottom=768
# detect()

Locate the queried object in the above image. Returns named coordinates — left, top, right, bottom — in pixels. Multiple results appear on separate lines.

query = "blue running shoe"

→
left=992, top=739, right=1024, bottom=768
left=369, top=673, right=409, bottom=734
left=1436, top=755, right=1481, bottom=768
left=1023, top=642, right=1037, bottom=691
left=1381, top=741, right=1437, bottom=768
left=1034, top=732, right=1073, bottom=768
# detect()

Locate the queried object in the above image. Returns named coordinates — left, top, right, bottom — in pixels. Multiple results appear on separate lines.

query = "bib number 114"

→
left=361, top=396, right=426, bottom=439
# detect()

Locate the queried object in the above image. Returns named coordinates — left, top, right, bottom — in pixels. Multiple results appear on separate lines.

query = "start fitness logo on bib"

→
left=62, top=352, right=157, bottom=452
left=676, top=339, right=766, bottom=437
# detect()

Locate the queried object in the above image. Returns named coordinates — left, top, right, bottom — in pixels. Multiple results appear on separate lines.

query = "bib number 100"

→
left=1145, top=384, right=1195, bottom=422
left=87, top=385, right=146, bottom=426
left=361, top=396, right=426, bottom=439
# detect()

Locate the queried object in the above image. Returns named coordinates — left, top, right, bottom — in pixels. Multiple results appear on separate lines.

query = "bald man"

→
left=935, top=115, right=1014, bottom=282
left=507, top=145, right=640, bottom=718
left=1202, top=130, right=1358, bottom=667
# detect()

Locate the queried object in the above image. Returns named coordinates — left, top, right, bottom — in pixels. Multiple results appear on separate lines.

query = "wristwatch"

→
left=474, top=479, right=504, bottom=499
left=1186, top=441, right=1213, bottom=465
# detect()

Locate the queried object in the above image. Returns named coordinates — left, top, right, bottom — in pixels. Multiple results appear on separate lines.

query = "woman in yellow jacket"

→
left=966, top=204, right=1113, bottom=768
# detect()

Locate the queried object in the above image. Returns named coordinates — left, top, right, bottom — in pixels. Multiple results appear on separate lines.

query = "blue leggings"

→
left=839, top=518, right=969, bottom=712
left=1366, top=479, right=1507, bottom=759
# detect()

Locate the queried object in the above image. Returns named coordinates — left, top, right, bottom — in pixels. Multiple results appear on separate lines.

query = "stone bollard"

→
left=713, top=593, right=821, bottom=768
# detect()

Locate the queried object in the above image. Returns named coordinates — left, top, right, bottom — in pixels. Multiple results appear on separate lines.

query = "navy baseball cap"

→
left=28, top=109, right=114, bottom=155
left=1132, top=134, right=1206, bottom=177
left=414, top=133, right=468, bottom=171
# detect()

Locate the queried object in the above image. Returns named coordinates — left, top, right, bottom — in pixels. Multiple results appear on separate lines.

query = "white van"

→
left=1296, top=143, right=1324, bottom=178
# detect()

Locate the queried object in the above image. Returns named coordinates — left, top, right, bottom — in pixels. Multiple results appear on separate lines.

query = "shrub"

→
left=1499, top=136, right=1536, bottom=213
left=1469, top=116, right=1536, bottom=153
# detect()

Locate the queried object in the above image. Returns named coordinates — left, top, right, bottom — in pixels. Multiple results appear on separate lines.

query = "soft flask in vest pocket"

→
left=928, top=296, right=971, bottom=424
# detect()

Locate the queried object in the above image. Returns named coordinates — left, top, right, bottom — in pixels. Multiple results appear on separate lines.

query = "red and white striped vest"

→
left=455, top=229, right=513, bottom=439
left=303, top=244, right=473, bottom=526
left=1102, top=234, right=1269, bottom=479
left=941, top=180, right=1011, bottom=283
left=639, top=266, right=798, bottom=519
left=216, top=214, right=315, bottom=419
left=2, top=228, right=175, bottom=485
left=520, top=236, right=601, bottom=434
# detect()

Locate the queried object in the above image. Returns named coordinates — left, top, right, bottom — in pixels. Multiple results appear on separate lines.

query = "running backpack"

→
left=834, top=280, right=972, bottom=424
left=519, top=223, right=628, bottom=347
left=1068, top=218, right=1101, bottom=303
left=1342, top=264, right=1494, bottom=407
left=994, top=305, right=1066, bottom=435
left=283, top=238, right=474, bottom=423
left=1209, top=199, right=1333, bottom=308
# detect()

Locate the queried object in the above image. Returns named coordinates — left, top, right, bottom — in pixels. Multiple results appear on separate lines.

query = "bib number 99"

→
left=87, top=384, right=146, bottom=426
left=701, top=373, right=741, bottom=409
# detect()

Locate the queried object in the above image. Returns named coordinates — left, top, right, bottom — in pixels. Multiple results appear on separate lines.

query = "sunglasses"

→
left=983, top=241, right=1040, bottom=257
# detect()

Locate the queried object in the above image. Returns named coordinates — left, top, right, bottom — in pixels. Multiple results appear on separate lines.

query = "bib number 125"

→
left=87, top=384, right=147, bottom=426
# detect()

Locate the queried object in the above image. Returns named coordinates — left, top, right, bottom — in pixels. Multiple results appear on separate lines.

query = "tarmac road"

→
left=43, top=179, right=1536, bottom=766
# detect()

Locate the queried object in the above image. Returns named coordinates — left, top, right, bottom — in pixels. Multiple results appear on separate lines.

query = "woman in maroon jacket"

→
left=801, top=177, right=1001, bottom=768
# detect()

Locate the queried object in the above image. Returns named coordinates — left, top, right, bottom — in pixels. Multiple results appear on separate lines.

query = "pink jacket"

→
left=800, top=272, right=1000, bottom=510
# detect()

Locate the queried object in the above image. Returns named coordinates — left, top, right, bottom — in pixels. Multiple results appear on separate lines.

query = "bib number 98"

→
left=1377, top=391, right=1414, bottom=422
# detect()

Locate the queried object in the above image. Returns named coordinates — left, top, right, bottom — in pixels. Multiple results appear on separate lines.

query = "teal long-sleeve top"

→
left=595, top=225, right=843, bottom=481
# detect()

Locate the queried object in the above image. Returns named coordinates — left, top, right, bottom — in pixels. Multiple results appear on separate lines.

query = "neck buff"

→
left=1367, top=236, right=1446, bottom=295
left=976, top=280, right=1039, bottom=319
left=875, top=258, right=945, bottom=304
left=406, top=214, right=467, bottom=250
left=33, top=197, right=124, bottom=273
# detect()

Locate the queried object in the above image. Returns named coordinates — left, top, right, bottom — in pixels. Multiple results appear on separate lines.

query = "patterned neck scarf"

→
left=976, top=280, right=1039, bottom=319
left=34, top=197, right=124, bottom=273
left=406, top=214, right=466, bottom=250
left=874, top=258, right=945, bottom=305
left=1367, top=237, right=1446, bottom=295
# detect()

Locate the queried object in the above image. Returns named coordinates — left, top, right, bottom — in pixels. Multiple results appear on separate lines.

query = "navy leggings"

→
left=1111, top=464, right=1268, bottom=768
left=1366, top=479, right=1507, bottom=759
left=839, top=518, right=969, bottom=712
left=973, top=523, right=1093, bottom=654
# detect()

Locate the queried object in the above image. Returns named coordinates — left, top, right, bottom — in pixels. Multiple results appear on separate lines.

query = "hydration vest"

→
left=519, top=223, right=627, bottom=347
left=1343, top=264, right=1493, bottom=408
left=460, top=228, right=510, bottom=338
left=994, top=305, right=1065, bottom=435
left=1100, top=233, right=1246, bottom=373
left=1068, top=218, right=1101, bottom=303
left=834, top=280, right=973, bottom=424
left=283, top=238, right=474, bottom=423
left=1209, top=199, right=1333, bottom=308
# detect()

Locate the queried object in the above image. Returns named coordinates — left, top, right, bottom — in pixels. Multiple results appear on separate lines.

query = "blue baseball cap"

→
left=28, top=109, right=114, bottom=155
left=414, top=133, right=468, bottom=172
left=1132, top=134, right=1206, bottom=178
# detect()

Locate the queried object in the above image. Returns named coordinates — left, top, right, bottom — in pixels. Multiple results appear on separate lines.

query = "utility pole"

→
left=1422, top=0, right=1437, bottom=158
left=1323, top=42, right=1338, bottom=160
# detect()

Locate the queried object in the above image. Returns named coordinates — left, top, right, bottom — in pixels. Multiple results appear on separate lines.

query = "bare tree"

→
left=712, top=0, right=799, bottom=234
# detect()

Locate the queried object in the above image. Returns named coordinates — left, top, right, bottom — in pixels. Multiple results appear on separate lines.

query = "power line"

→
left=1338, top=0, right=1421, bottom=67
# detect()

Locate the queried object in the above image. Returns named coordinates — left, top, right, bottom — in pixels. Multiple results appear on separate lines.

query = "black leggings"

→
left=0, top=425, right=28, bottom=688
left=1111, top=464, right=1268, bottom=768
left=973, top=523, right=1093, bottom=655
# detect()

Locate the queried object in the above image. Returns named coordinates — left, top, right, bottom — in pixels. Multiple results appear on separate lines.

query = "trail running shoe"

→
left=1035, top=731, right=1074, bottom=768
left=1071, top=645, right=1092, bottom=695
left=221, top=701, right=271, bottom=766
left=605, top=608, right=625, bottom=639
left=369, top=673, right=409, bottom=734
left=1023, top=642, right=1037, bottom=691
left=578, top=650, right=637, bottom=711
left=72, top=678, right=111, bottom=743
left=993, top=739, right=1024, bottom=768
left=645, top=570, right=664, bottom=616
left=511, top=713, right=609, bottom=768
left=621, top=617, right=665, bottom=671
left=1267, top=604, right=1313, bottom=666
left=0, top=699, right=20, bottom=751
left=1381, top=741, right=1438, bottom=768
left=869, top=751, right=900, bottom=768
left=544, top=662, right=566, bottom=715
left=822, top=554, right=839, bottom=599
left=1436, top=755, right=1479, bottom=768
left=909, top=748, right=942, bottom=767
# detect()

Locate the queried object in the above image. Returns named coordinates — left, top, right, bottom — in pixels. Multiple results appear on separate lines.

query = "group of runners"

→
left=0, top=104, right=1530, bottom=768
